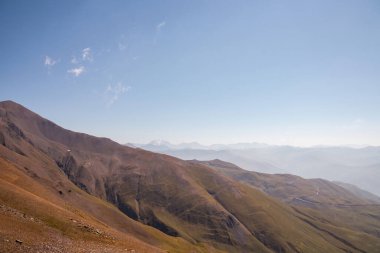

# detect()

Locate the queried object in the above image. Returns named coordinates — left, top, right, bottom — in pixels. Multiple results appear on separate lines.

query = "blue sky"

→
left=1, top=0, right=379, bottom=146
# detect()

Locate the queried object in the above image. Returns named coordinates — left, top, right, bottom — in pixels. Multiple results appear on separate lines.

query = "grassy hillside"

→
left=196, top=159, right=380, bottom=252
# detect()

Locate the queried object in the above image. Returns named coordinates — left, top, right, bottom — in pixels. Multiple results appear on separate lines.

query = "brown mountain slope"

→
left=1, top=100, right=380, bottom=252
left=0, top=101, right=223, bottom=253
left=0, top=156, right=167, bottom=253
left=196, top=159, right=380, bottom=252
left=196, top=159, right=378, bottom=205
left=333, top=181, right=380, bottom=203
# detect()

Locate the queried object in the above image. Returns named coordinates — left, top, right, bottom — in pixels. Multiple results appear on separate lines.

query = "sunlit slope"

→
left=0, top=103, right=218, bottom=253
left=197, top=159, right=380, bottom=252
left=197, top=159, right=379, bottom=205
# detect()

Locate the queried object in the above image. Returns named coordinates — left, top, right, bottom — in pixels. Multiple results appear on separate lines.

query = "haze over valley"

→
left=134, top=140, right=380, bottom=196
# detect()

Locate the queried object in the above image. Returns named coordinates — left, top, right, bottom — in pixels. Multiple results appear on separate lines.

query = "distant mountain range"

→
left=1, top=100, right=380, bottom=252
left=127, top=140, right=272, bottom=151
left=130, top=140, right=373, bottom=151
left=133, top=141, right=380, bottom=196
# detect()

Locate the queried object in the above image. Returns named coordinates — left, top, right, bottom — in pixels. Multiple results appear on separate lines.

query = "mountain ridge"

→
left=1, top=100, right=380, bottom=252
left=134, top=140, right=380, bottom=196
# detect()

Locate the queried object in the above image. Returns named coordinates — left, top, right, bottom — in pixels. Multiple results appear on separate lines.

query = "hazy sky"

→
left=1, top=0, right=380, bottom=146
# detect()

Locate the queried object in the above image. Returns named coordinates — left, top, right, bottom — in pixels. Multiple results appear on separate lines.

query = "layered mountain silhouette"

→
left=135, top=141, right=380, bottom=196
left=1, top=100, right=380, bottom=252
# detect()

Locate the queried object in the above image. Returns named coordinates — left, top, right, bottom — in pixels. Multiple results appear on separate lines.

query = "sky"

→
left=1, top=0, right=380, bottom=146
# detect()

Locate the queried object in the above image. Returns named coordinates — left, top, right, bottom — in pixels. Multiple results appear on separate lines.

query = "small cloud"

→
left=44, top=56, right=56, bottom=67
left=82, top=48, right=93, bottom=61
left=156, top=21, right=166, bottom=32
left=67, top=66, right=85, bottom=77
left=118, top=34, right=128, bottom=51
left=105, top=82, right=131, bottom=106
left=154, top=21, right=166, bottom=44
left=71, top=56, right=79, bottom=64
left=118, top=42, right=127, bottom=51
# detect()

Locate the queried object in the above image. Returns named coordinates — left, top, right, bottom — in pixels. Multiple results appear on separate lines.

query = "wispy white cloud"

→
left=118, top=42, right=127, bottom=51
left=118, top=34, right=128, bottom=51
left=67, top=66, right=85, bottom=77
left=44, top=56, right=56, bottom=67
left=156, top=21, right=166, bottom=32
left=105, top=82, right=131, bottom=106
left=82, top=48, right=93, bottom=61
left=71, top=56, right=79, bottom=64
left=154, top=21, right=167, bottom=44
